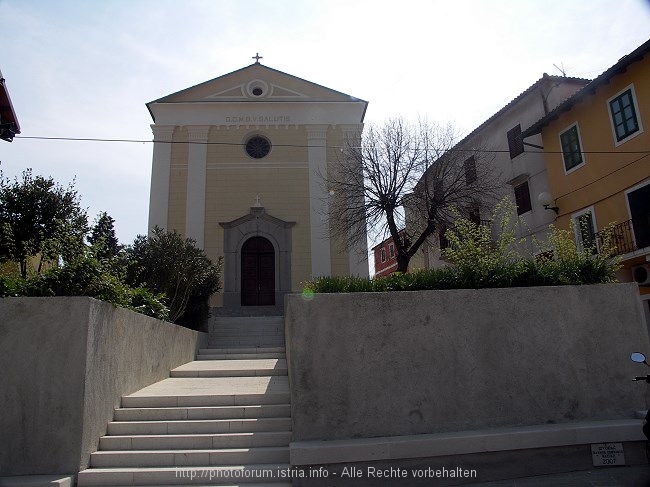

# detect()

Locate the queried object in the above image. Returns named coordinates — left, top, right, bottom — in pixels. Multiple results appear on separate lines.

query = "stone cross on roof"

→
left=252, top=53, right=263, bottom=64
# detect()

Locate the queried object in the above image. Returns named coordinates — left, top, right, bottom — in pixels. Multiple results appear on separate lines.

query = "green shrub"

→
left=125, top=228, right=222, bottom=328
left=127, top=286, right=169, bottom=321
left=441, top=199, right=528, bottom=288
left=533, top=223, right=620, bottom=285
left=4, top=252, right=170, bottom=321
left=305, top=198, right=620, bottom=294
left=0, top=275, right=24, bottom=296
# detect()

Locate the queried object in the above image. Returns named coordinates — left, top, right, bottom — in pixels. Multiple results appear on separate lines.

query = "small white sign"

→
left=591, top=442, right=626, bottom=466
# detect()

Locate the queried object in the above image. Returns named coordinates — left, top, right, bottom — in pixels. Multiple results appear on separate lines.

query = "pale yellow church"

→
left=146, top=57, right=369, bottom=310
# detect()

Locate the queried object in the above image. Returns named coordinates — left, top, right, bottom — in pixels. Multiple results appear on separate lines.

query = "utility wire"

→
left=555, top=152, right=650, bottom=204
left=12, top=135, right=650, bottom=156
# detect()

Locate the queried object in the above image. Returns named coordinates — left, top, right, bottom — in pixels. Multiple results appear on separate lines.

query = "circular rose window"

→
left=245, top=135, right=271, bottom=159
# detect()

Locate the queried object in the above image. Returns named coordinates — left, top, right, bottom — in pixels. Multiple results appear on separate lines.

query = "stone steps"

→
left=90, top=447, right=290, bottom=467
left=87, top=484, right=292, bottom=487
left=209, top=339, right=285, bottom=348
left=79, top=484, right=292, bottom=487
left=77, top=316, right=291, bottom=486
left=197, top=348, right=286, bottom=361
left=78, top=465, right=292, bottom=485
left=171, top=359, right=287, bottom=378
left=106, top=418, right=292, bottom=436
left=100, top=432, right=292, bottom=450
left=208, top=317, right=286, bottom=349
left=119, top=376, right=290, bottom=408
left=113, top=404, right=290, bottom=422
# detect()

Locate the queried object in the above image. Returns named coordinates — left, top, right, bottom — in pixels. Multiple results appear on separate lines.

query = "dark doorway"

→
left=241, top=236, right=275, bottom=306
left=628, top=184, right=650, bottom=250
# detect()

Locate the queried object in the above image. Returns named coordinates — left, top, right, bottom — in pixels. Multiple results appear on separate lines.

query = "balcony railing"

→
left=594, top=219, right=639, bottom=257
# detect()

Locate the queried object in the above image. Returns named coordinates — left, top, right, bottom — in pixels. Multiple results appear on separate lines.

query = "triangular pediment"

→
left=206, top=85, right=246, bottom=99
left=204, top=82, right=310, bottom=100
left=149, top=63, right=364, bottom=104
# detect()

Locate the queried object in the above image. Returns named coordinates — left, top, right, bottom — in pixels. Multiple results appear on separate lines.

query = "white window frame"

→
left=559, top=122, right=586, bottom=175
left=571, top=206, right=598, bottom=254
left=380, top=247, right=386, bottom=263
left=389, top=243, right=395, bottom=258
left=607, top=84, right=644, bottom=147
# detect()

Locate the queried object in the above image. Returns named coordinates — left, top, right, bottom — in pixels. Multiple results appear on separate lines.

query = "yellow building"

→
left=147, top=59, right=368, bottom=310
left=522, top=38, right=650, bottom=321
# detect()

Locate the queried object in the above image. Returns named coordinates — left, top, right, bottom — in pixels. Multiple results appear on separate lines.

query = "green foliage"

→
left=304, top=268, right=462, bottom=294
left=125, top=227, right=222, bottom=327
left=306, top=198, right=620, bottom=294
left=0, top=172, right=226, bottom=325
left=531, top=223, right=621, bottom=286
left=0, top=274, right=23, bottom=296
left=441, top=199, right=528, bottom=287
left=127, top=286, right=170, bottom=322
left=304, top=275, right=377, bottom=293
left=0, top=169, right=88, bottom=278
left=0, top=251, right=169, bottom=320
left=88, top=211, right=121, bottom=260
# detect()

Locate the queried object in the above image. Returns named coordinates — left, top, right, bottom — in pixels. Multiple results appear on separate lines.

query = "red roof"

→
left=522, top=37, right=650, bottom=137
left=0, top=69, right=21, bottom=142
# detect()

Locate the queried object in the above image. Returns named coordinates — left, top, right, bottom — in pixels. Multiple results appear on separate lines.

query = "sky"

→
left=1, top=0, right=649, bottom=247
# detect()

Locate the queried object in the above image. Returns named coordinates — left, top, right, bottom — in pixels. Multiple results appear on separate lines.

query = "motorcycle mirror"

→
left=631, top=352, right=647, bottom=363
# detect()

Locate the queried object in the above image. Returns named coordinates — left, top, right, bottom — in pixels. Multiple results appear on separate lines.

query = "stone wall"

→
left=0, top=297, right=207, bottom=476
left=285, top=283, right=649, bottom=442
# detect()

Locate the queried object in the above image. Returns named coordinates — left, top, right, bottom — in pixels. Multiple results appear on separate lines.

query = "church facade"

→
left=147, top=60, right=369, bottom=309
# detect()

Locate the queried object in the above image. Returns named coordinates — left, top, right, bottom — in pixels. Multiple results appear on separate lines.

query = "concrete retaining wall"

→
left=285, top=283, right=649, bottom=442
left=0, top=297, right=207, bottom=476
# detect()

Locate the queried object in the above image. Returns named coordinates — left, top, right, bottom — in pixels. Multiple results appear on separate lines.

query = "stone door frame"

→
left=220, top=205, right=295, bottom=310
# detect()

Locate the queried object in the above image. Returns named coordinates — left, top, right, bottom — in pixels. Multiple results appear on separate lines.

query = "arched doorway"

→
left=241, top=236, right=275, bottom=306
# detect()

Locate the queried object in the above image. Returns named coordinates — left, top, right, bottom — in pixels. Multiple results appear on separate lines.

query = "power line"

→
left=554, top=152, right=650, bottom=206
left=12, top=135, right=650, bottom=156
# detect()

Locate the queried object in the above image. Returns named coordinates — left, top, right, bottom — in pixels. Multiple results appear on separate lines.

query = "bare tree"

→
left=328, top=118, right=501, bottom=273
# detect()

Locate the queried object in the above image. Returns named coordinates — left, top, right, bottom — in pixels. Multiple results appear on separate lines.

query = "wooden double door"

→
left=241, top=236, right=275, bottom=306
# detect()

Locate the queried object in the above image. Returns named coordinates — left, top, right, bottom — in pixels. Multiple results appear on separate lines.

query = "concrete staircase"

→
left=77, top=315, right=291, bottom=486
left=207, top=316, right=285, bottom=349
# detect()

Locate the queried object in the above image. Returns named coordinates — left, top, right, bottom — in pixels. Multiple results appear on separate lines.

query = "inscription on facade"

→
left=225, top=115, right=291, bottom=123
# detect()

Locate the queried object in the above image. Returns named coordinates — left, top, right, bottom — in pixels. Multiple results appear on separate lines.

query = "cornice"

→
left=187, top=125, right=211, bottom=141
left=150, top=124, right=175, bottom=142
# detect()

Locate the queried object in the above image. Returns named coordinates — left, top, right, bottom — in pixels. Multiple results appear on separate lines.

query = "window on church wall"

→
left=380, top=248, right=386, bottom=263
left=389, top=243, right=395, bottom=258
left=245, top=135, right=271, bottom=159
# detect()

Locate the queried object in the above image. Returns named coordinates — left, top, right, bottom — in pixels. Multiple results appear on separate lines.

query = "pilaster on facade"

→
left=148, top=124, right=175, bottom=233
left=185, top=126, right=211, bottom=249
left=341, top=124, right=369, bottom=277
left=307, top=125, right=332, bottom=278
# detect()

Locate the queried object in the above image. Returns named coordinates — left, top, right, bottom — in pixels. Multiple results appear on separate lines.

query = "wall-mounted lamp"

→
left=538, top=192, right=559, bottom=215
